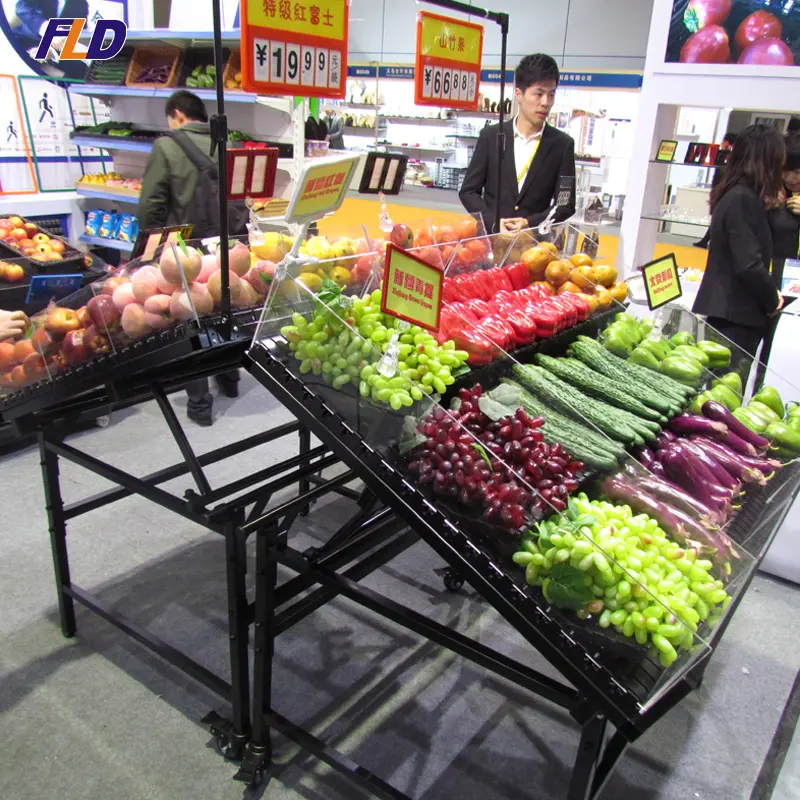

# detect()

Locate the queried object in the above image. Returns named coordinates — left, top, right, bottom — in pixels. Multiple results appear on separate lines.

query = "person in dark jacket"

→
left=694, top=132, right=737, bottom=249
left=459, top=53, right=576, bottom=234
left=138, top=90, right=239, bottom=427
left=693, top=124, right=785, bottom=365
left=756, top=133, right=800, bottom=385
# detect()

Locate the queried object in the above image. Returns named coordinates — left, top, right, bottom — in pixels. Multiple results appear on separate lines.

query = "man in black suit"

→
left=459, top=54, right=575, bottom=234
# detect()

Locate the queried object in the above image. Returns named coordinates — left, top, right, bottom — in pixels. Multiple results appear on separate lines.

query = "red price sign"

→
left=414, top=11, right=484, bottom=111
left=241, top=0, right=348, bottom=98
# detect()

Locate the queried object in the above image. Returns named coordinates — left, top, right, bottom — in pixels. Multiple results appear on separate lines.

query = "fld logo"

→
left=34, top=18, right=127, bottom=61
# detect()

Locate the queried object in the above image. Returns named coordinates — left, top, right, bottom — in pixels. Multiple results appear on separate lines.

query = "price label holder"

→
left=356, top=152, right=409, bottom=195
left=227, top=147, right=280, bottom=201
left=655, top=139, right=678, bottom=162
left=25, top=273, right=83, bottom=305
left=241, top=0, right=349, bottom=98
left=780, top=258, right=800, bottom=299
left=415, top=11, right=484, bottom=111
left=285, top=153, right=360, bottom=224
left=641, top=253, right=682, bottom=310
left=380, top=244, right=443, bottom=332
left=130, top=225, right=194, bottom=263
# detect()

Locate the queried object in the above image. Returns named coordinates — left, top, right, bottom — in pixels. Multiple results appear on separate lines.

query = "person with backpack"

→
left=138, top=89, right=240, bottom=427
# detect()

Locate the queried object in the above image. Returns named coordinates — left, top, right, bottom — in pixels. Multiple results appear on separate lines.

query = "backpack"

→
left=168, top=130, right=249, bottom=238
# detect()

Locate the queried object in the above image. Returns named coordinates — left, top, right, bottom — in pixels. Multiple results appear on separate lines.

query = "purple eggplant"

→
left=654, top=431, right=677, bottom=450
left=659, top=445, right=733, bottom=516
left=680, top=440, right=741, bottom=493
left=633, top=446, right=657, bottom=470
left=688, top=436, right=767, bottom=486
left=601, top=474, right=736, bottom=563
left=719, top=428, right=758, bottom=458
left=622, top=461, right=724, bottom=526
left=668, top=413, right=728, bottom=439
left=701, top=400, right=770, bottom=452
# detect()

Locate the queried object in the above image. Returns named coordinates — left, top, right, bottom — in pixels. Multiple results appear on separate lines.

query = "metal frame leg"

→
left=39, top=433, right=75, bottom=638
left=298, top=426, right=311, bottom=516
left=567, top=714, right=608, bottom=800
left=224, top=522, right=251, bottom=758
left=235, top=527, right=277, bottom=785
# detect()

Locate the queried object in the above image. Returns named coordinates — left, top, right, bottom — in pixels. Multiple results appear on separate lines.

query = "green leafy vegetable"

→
left=542, top=563, right=594, bottom=610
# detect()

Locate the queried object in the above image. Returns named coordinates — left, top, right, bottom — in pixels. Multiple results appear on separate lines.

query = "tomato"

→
left=735, top=11, right=783, bottom=52
left=683, top=0, right=731, bottom=32
left=680, top=25, right=730, bottom=64
left=737, top=38, right=794, bottom=66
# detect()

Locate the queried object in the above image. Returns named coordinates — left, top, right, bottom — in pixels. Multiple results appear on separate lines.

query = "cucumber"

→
left=535, top=354, right=664, bottom=422
left=512, top=364, right=643, bottom=447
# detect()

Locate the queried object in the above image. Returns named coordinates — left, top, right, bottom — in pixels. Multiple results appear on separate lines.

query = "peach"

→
left=170, top=283, right=213, bottom=320
left=197, top=254, right=217, bottom=284
left=143, top=294, right=171, bottom=315
left=218, top=241, right=251, bottom=277
left=143, top=311, right=172, bottom=330
left=207, top=269, right=241, bottom=308
left=112, top=282, right=138, bottom=311
left=131, top=265, right=161, bottom=304
left=244, top=262, right=275, bottom=295
left=159, top=245, right=201, bottom=285
left=120, top=303, right=154, bottom=340
left=156, top=274, right=179, bottom=295
left=234, top=278, right=260, bottom=309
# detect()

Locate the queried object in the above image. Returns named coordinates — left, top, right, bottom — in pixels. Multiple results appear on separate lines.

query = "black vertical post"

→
left=298, top=426, right=311, bottom=516
left=39, top=433, right=76, bottom=638
left=211, top=0, right=232, bottom=339
left=495, top=13, right=509, bottom=235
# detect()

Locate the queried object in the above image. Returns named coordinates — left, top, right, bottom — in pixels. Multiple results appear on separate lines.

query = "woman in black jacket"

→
left=693, top=124, right=785, bottom=359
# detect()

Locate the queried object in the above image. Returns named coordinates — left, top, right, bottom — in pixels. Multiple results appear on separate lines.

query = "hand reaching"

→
left=0, top=309, right=28, bottom=342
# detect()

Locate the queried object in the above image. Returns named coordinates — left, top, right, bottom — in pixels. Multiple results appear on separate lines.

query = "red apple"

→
left=87, top=294, right=121, bottom=331
left=7, top=216, right=23, bottom=228
left=60, top=329, right=89, bottom=365
left=84, top=325, right=112, bottom=355
left=0, top=219, right=10, bottom=230
left=30, top=229, right=47, bottom=241
left=388, top=223, right=414, bottom=248
left=45, top=307, right=81, bottom=336
left=4, top=264, right=24, bottom=283
left=50, top=239, right=65, bottom=254
left=76, top=306, right=91, bottom=328
left=8, top=228, right=27, bottom=241
left=31, top=326, right=60, bottom=355
left=35, top=242, right=52, bottom=257
left=18, top=238, right=36, bottom=251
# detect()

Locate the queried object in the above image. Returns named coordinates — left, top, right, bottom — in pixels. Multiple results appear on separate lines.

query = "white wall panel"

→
left=348, top=0, right=385, bottom=62
left=564, top=0, right=653, bottom=58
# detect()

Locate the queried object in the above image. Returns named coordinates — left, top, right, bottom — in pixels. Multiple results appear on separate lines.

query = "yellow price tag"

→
left=655, top=140, right=678, bottom=162
left=417, top=12, right=483, bottom=66
left=381, top=245, right=443, bottom=331
left=287, top=156, right=358, bottom=222
left=642, top=254, right=682, bottom=309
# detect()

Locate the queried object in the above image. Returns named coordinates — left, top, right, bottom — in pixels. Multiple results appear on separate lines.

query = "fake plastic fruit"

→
left=0, top=342, right=16, bottom=370
left=737, top=38, right=793, bottom=66
left=131, top=265, right=162, bottom=303
left=197, top=254, right=217, bottom=284
left=170, top=283, right=213, bottom=319
left=245, top=262, right=275, bottom=295
left=31, top=326, right=60, bottom=356
left=522, top=247, right=557, bottom=279
left=84, top=325, right=112, bottom=354
left=159, top=245, right=201, bottom=285
left=45, top=307, right=81, bottom=336
left=112, top=282, right=138, bottom=312
left=207, top=269, right=242, bottom=307
left=388, top=224, right=414, bottom=248
left=735, top=11, right=782, bottom=52
left=250, top=232, right=293, bottom=262
left=545, top=260, right=571, bottom=286
left=219, top=241, right=251, bottom=277
left=569, top=253, right=593, bottom=267
left=102, top=276, right=129, bottom=296
left=680, top=25, right=730, bottom=63
left=593, top=265, right=618, bottom=288
left=143, top=294, right=172, bottom=330
left=60, top=329, right=89, bottom=365
left=87, top=294, right=121, bottom=331
left=233, top=279, right=260, bottom=309
left=121, top=304, right=154, bottom=339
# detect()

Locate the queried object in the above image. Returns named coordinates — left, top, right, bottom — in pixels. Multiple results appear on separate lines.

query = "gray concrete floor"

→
left=1, top=370, right=798, bottom=800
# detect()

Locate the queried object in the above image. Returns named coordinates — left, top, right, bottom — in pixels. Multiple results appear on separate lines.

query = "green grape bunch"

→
left=279, top=284, right=470, bottom=410
left=513, top=494, right=732, bottom=668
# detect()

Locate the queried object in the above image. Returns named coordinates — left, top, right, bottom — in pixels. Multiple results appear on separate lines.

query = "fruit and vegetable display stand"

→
left=236, top=225, right=800, bottom=798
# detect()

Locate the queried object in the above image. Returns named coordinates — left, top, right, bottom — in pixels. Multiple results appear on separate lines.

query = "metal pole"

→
left=211, top=0, right=232, bottom=339
left=495, top=13, right=509, bottom=235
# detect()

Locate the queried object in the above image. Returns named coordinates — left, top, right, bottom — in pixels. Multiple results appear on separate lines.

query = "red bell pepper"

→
left=559, top=292, right=590, bottom=322
left=506, top=308, right=538, bottom=345
left=464, top=298, right=491, bottom=320
left=476, top=315, right=516, bottom=351
left=527, top=304, right=561, bottom=338
left=502, top=262, right=531, bottom=291
left=450, top=327, right=494, bottom=365
left=549, top=296, right=577, bottom=328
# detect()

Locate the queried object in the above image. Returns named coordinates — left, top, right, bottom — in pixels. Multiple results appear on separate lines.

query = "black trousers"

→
left=705, top=317, right=766, bottom=384
left=186, top=370, right=240, bottom=413
left=754, top=296, right=796, bottom=388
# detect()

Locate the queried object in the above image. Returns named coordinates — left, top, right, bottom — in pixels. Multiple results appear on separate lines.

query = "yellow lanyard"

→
left=517, top=138, right=540, bottom=185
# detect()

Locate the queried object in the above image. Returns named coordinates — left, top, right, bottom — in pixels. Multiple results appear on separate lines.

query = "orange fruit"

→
left=569, top=253, right=593, bottom=267
left=414, top=229, right=434, bottom=248
left=609, top=281, right=629, bottom=302
left=557, top=281, right=582, bottom=294
left=584, top=294, right=600, bottom=313
left=456, top=218, right=478, bottom=240
left=0, top=342, right=16, bottom=370
left=13, top=340, right=34, bottom=364
left=538, top=241, right=558, bottom=256
left=545, top=259, right=571, bottom=286
left=593, top=265, right=618, bottom=288
left=569, top=267, right=596, bottom=291
left=435, top=225, right=457, bottom=244
left=522, top=246, right=556, bottom=279
left=594, top=288, right=613, bottom=310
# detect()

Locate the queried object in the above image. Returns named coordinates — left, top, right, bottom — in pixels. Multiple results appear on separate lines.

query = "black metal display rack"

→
left=240, top=335, right=800, bottom=800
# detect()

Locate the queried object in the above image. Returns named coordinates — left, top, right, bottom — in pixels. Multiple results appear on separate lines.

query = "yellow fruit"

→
left=296, top=273, right=323, bottom=292
left=570, top=267, right=596, bottom=290
left=609, top=281, right=629, bottom=302
left=330, top=267, right=352, bottom=286
left=569, top=253, right=593, bottom=267
left=522, top=246, right=557, bottom=279
left=593, top=265, right=617, bottom=288
left=251, top=232, right=293, bottom=262
left=594, top=288, right=613, bottom=310
left=304, top=236, right=333, bottom=261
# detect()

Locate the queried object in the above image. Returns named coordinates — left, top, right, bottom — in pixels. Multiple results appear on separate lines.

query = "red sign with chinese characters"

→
left=414, top=11, right=484, bottom=111
left=381, top=244, right=443, bottom=332
left=241, top=0, right=348, bottom=99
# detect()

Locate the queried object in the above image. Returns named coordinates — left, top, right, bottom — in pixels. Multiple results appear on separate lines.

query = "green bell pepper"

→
left=765, top=421, right=800, bottom=454
left=733, top=407, right=769, bottom=435
left=639, top=338, right=670, bottom=362
left=712, top=372, right=743, bottom=395
left=629, top=346, right=661, bottom=371
left=786, top=415, right=800, bottom=433
left=748, top=401, right=780, bottom=423
left=603, top=327, right=635, bottom=358
left=786, top=402, right=800, bottom=418
left=696, top=340, right=732, bottom=368
left=709, top=383, right=741, bottom=411
left=690, top=390, right=714, bottom=415
left=752, top=386, right=784, bottom=419
left=670, top=331, right=696, bottom=348
left=609, top=317, right=642, bottom=346
left=672, top=344, right=710, bottom=368
left=638, top=318, right=655, bottom=337
left=660, top=355, right=704, bottom=386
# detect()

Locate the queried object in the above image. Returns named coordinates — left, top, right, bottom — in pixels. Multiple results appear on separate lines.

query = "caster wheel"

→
left=443, top=570, right=464, bottom=593
left=96, top=414, right=111, bottom=428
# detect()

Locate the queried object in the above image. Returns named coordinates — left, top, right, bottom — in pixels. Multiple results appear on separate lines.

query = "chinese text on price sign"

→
left=381, top=244, right=443, bottom=331
left=414, top=11, right=484, bottom=111
left=287, top=156, right=357, bottom=221
left=641, top=254, right=682, bottom=310
left=241, top=0, right=348, bottom=98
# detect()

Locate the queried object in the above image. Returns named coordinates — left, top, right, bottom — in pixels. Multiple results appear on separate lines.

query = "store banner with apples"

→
left=665, top=0, right=799, bottom=67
